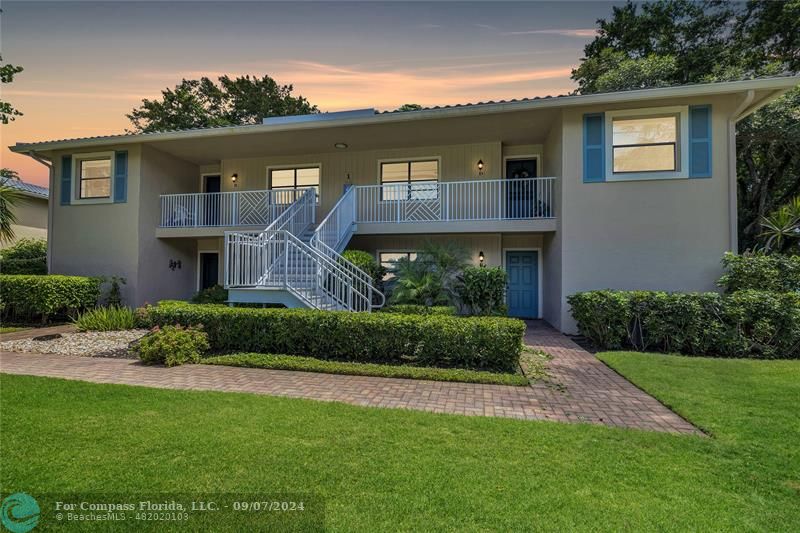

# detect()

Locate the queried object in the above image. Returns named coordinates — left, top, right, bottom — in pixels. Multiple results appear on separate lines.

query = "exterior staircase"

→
left=224, top=186, right=384, bottom=311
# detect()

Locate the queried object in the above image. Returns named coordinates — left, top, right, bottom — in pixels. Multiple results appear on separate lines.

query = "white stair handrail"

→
left=225, top=186, right=379, bottom=312
left=311, top=185, right=385, bottom=309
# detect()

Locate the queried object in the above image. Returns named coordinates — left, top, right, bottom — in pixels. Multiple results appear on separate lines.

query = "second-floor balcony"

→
left=158, top=176, right=556, bottom=236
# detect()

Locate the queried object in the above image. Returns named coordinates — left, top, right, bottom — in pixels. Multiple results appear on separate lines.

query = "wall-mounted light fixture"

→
left=231, top=173, right=238, bottom=188
left=334, top=142, right=348, bottom=149
left=478, top=250, right=485, bottom=267
left=477, top=159, right=485, bottom=175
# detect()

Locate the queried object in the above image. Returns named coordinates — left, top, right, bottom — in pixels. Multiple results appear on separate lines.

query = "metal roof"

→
left=10, top=75, right=799, bottom=155
left=0, top=178, right=49, bottom=199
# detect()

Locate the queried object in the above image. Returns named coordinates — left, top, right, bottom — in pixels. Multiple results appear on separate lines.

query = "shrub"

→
left=457, top=266, right=508, bottom=316
left=568, top=289, right=800, bottom=359
left=567, top=290, right=632, bottom=350
left=388, top=242, right=469, bottom=306
left=0, top=238, right=46, bottom=274
left=0, top=274, right=101, bottom=323
left=718, top=252, right=800, bottom=293
left=342, top=250, right=387, bottom=288
left=74, top=306, right=137, bottom=331
left=101, top=276, right=127, bottom=307
left=141, top=302, right=525, bottom=372
left=134, top=325, right=210, bottom=367
left=204, top=353, right=529, bottom=386
left=191, top=284, right=228, bottom=304
left=718, top=290, right=800, bottom=359
left=380, top=305, right=456, bottom=316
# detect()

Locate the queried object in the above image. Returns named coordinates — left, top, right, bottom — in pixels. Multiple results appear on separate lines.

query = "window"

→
left=379, top=251, right=418, bottom=280
left=380, top=160, right=438, bottom=200
left=79, top=158, right=112, bottom=199
left=269, top=166, right=320, bottom=203
left=612, top=115, right=678, bottom=173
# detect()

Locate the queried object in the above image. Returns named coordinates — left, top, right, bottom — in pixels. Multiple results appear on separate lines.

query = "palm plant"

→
left=0, top=180, right=25, bottom=244
left=758, top=196, right=800, bottom=254
left=388, top=241, right=470, bottom=305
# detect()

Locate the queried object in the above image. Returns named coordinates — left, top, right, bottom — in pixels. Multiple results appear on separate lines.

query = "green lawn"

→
left=0, top=326, right=26, bottom=334
left=1, top=353, right=799, bottom=531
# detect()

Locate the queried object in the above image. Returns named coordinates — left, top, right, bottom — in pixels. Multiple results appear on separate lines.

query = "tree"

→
left=395, top=103, right=423, bottom=112
left=127, top=75, right=318, bottom=133
left=0, top=168, right=21, bottom=181
left=571, top=0, right=800, bottom=251
left=0, top=54, right=24, bottom=124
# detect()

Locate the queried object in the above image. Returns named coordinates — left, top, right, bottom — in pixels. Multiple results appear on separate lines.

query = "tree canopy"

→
left=0, top=54, right=24, bottom=124
left=127, top=74, right=318, bottom=133
left=571, top=0, right=800, bottom=251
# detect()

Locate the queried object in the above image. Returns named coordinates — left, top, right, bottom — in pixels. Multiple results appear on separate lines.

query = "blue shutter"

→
left=583, top=113, right=605, bottom=183
left=689, top=105, right=712, bottom=178
left=113, top=151, right=128, bottom=203
left=60, top=155, right=72, bottom=205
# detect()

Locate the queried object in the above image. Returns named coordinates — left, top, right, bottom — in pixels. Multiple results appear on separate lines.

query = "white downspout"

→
left=727, top=90, right=755, bottom=253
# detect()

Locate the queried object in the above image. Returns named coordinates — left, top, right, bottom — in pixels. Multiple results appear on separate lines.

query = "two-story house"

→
left=10, top=76, right=798, bottom=332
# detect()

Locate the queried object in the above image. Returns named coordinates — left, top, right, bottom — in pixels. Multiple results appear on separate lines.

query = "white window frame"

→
left=71, top=151, right=115, bottom=205
left=605, top=106, right=689, bottom=182
left=377, top=156, right=441, bottom=202
left=377, top=249, right=418, bottom=280
left=266, top=164, right=322, bottom=204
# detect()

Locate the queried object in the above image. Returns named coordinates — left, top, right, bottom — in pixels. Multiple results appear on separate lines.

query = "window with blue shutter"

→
left=60, top=155, right=72, bottom=205
left=113, top=151, right=128, bottom=203
left=583, top=113, right=605, bottom=183
left=689, top=105, right=712, bottom=178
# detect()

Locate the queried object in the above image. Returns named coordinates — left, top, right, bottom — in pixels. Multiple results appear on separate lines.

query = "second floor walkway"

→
left=157, top=176, right=556, bottom=237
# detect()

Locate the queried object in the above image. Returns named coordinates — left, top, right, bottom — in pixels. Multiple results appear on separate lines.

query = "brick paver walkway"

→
left=0, top=324, right=75, bottom=342
left=0, top=321, right=700, bottom=435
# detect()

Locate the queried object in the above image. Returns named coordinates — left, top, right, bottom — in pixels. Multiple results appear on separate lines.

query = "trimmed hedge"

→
left=142, top=301, right=525, bottom=371
left=568, top=289, right=800, bottom=359
left=204, top=353, right=529, bottom=386
left=380, top=304, right=456, bottom=316
left=0, top=274, right=101, bottom=323
left=0, top=238, right=47, bottom=275
left=718, top=252, right=800, bottom=293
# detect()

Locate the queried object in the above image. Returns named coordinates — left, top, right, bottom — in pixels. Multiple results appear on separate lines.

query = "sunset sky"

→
left=1, top=1, right=617, bottom=186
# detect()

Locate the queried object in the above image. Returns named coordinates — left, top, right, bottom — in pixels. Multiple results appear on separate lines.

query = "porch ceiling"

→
left=145, top=107, right=560, bottom=164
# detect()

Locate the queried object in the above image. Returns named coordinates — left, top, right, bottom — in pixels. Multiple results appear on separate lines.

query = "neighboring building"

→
left=0, top=179, right=49, bottom=248
left=9, top=76, right=799, bottom=332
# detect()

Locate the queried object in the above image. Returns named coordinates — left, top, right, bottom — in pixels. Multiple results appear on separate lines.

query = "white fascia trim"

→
left=11, top=77, right=799, bottom=155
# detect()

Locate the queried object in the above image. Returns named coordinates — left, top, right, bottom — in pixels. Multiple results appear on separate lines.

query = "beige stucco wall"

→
left=49, top=144, right=143, bottom=303
left=136, top=145, right=198, bottom=305
left=2, top=196, right=49, bottom=249
left=221, top=142, right=503, bottom=216
left=13, top=196, right=48, bottom=229
left=348, top=232, right=546, bottom=317
left=47, top=144, right=200, bottom=306
left=556, top=94, right=741, bottom=332
left=542, top=117, right=564, bottom=328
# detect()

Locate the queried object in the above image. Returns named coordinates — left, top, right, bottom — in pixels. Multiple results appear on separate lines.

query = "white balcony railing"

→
left=159, top=189, right=302, bottom=228
left=354, top=176, right=555, bottom=224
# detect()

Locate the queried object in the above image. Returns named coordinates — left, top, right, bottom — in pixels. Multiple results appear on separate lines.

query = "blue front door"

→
left=506, top=251, right=538, bottom=318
